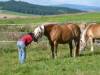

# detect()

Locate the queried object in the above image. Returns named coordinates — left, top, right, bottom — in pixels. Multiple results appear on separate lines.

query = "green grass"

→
left=0, top=42, right=100, bottom=75
left=0, top=12, right=100, bottom=25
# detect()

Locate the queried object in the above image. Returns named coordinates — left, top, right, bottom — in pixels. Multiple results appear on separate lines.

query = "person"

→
left=17, top=32, right=36, bottom=64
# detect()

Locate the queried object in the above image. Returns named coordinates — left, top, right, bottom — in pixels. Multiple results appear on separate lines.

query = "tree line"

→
left=0, top=1, right=82, bottom=15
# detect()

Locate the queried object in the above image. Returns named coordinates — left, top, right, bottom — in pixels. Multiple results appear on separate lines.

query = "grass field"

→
left=0, top=42, right=100, bottom=75
left=0, top=12, right=100, bottom=75
left=0, top=12, right=100, bottom=24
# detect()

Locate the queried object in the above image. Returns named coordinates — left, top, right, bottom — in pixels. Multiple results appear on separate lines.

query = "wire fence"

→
left=0, top=24, right=49, bottom=49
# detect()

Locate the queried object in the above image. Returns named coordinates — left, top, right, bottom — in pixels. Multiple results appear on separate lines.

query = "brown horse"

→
left=80, top=23, right=100, bottom=52
left=33, top=23, right=81, bottom=58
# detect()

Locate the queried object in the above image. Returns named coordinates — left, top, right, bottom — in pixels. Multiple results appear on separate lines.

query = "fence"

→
left=0, top=24, right=49, bottom=50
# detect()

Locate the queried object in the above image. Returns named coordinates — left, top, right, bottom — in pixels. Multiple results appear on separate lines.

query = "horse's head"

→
left=79, top=24, right=91, bottom=53
left=79, top=30, right=87, bottom=52
left=33, top=25, right=44, bottom=42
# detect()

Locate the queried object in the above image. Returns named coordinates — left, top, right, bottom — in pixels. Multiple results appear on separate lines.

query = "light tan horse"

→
left=33, top=23, right=81, bottom=58
left=80, top=23, right=100, bottom=52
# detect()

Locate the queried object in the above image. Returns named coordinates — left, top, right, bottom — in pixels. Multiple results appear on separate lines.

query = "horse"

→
left=33, top=23, right=81, bottom=58
left=80, top=23, right=100, bottom=52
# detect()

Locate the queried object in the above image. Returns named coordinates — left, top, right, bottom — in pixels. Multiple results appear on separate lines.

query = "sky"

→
left=0, top=0, right=100, bottom=7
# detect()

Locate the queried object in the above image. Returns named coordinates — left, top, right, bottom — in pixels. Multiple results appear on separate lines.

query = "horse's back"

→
left=87, top=24, right=100, bottom=38
left=55, top=23, right=80, bottom=42
left=52, top=23, right=81, bottom=38
left=64, top=23, right=81, bottom=37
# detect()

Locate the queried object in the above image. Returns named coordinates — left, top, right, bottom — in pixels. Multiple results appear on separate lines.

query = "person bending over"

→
left=17, top=32, right=37, bottom=64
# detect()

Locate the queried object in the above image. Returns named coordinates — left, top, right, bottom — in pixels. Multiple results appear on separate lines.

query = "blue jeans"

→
left=17, top=41, right=26, bottom=64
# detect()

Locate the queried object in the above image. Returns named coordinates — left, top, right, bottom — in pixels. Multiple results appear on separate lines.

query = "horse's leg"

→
left=74, top=38, right=80, bottom=57
left=54, top=41, right=58, bottom=58
left=76, top=39, right=80, bottom=56
left=89, top=37, right=94, bottom=52
left=69, top=41, right=73, bottom=57
left=49, top=41, right=55, bottom=59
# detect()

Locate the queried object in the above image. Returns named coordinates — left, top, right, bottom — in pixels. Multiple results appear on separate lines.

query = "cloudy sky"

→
left=1, top=0, right=100, bottom=7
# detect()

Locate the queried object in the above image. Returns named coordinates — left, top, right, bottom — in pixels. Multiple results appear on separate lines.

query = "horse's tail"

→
left=73, top=24, right=81, bottom=38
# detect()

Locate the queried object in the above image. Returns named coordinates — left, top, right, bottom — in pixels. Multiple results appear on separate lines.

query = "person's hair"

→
left=28, top=32, right=34, bottom=39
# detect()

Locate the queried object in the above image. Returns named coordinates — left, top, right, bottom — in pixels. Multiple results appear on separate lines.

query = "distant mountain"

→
left=56, top=4, right=100, bottom=11
left=0, top=1, right=82, bottom=15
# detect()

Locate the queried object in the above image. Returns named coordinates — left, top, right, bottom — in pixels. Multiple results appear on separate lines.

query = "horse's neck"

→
left=44, top=24, right=57, bottom=40
left=44, top=24, right=55, bottom=34
left=84, top=25, right=91, bottom=34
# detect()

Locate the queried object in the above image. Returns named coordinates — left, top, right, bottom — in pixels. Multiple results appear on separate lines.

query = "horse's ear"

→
left=41, top=25, right=44, bottom=29
left=40, top=26, right=44, bottom=32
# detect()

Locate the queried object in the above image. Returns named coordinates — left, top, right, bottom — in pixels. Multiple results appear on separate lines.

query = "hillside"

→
left=0, top=1, right=82, bottom=15
left=56, top=4, right=100, bottom=12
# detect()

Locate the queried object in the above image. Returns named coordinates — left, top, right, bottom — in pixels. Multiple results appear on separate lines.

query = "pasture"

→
left=0, top=41, right=100, bottom=75
left=0, top=12, right=100, bottom=24
left=0, top=12, right=100, bottom=75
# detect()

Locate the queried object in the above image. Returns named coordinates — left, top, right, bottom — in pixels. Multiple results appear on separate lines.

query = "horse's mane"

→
left=81, top=24, right=92, bottom=41
left=85, top=23, right=96, bottom=33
